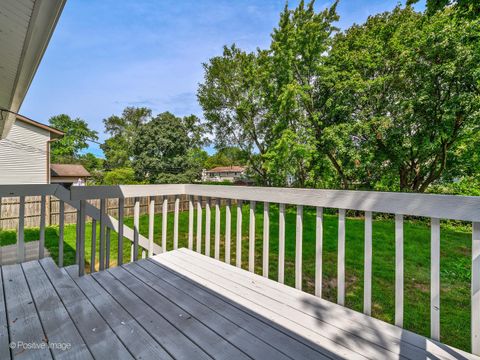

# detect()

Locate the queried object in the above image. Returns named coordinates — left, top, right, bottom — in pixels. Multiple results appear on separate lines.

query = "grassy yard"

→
left=0, top=204, right=473, bottom=352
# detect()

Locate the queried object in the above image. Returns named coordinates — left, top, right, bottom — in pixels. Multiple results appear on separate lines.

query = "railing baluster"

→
left=75, top=209, right=80, bottom=264
left=188, top=195, right=194, bottom=250
left=133, top=197, right=140, bottom=261
left=174, top=196, right=180, bottom=250
left=90, top=219, right=96, bottom=273
left=117, top=198, right=124, bottom=266
left=472, top=222, right=480, bottom=355
left=225, top=199, right=231, bottom=264
left=338, top=209, right=346, bottom=305
left=431, top=217, right=440, bottom=341
left=58, top=200, right=65, bottom=268
left=263, top=202, right=270, bottom=278
left=78, top=200, right=86, bottom=276
left=196, top=196, right=203, bottom=253
left=205, top=198, right=211, bottom=256
left=295, top=205, right=303, bottom=290
left=148, top=197, right=155, bottom=256
left=278, top=203, right=285, bottom=284
left=315, top=207, right=323, bottom=297
left=249, top=201, right=256, bottom=273
left=105, top=227, right=111, bottom=269
left=162, top=196, right=168, bottom=253
left=364, top=211, right=372, bottom=315
left=99, top=199, right=106, bottom=270
left=236, top=200, right=243, bottom=267
left=17, top=196, right=25, bottom=263
left=395, top=213, right=404, bottom=327
left=142, top=250, right=146, bottom=259
left=215, top=199, right=220, bottom=260
left=39, top=195, right=46, bottom=259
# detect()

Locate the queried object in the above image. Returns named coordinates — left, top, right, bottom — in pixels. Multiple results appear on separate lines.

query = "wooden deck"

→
left=0, top=249, right=477, bottom=360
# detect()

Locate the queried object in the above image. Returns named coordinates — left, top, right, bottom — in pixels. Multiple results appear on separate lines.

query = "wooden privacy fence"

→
left=0, top=195, right=193, bottom=230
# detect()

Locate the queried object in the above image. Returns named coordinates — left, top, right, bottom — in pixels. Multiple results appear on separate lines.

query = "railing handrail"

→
left=68, top=183, right=480, bottom=222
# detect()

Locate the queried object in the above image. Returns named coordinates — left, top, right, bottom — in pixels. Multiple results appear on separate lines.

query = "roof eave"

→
left=0, top=0, right=67, bottom=139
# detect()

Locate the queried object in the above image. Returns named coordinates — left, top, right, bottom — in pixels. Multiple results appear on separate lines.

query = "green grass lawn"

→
left=0, top=204, right=473, bottom=352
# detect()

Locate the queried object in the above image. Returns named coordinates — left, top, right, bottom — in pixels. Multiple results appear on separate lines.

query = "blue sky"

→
left=20, top=0, right=424, bottom=157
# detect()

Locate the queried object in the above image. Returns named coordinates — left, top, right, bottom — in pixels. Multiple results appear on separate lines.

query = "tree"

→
left=101, top=107, right=152, bottom=169
left=131, top=112, right=202, bottom=183
left=408, top=0, right=480, bottom=17
left=49, top=114, right=98, bottom=162
left=329, top=6, right=480, bottom=191
left=204, top=147, right=249, bottom=169
left=198, top=45, right=272, bottom=184
left=103, top=168, right=138, bottom=185
left=266, top=0, right=342, bottom=187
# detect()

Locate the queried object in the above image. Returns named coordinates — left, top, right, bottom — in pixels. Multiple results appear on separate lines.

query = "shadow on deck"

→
left=0, top=248, right=477, bottom=359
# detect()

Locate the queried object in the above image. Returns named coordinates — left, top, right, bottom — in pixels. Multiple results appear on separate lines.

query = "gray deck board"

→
left=2, top=263, right=52, bottom=359
left=123, top=261, right=293, bottom=360
left=21, top=261, right=92, bottom=360
left=137, top=258, right=332, bottom=360
left=164, top=249, right=478, bottom=360
left=0, top=268, right=11, bottom=360
left=91, top=269, right=211, bottom=360
left=107, top=265, right=251, bottom=360
left=63, top=265, right=173, bottom=360
left=39, top=258, right=132, bottom=360
left=1, top=250, right=478, bottom=360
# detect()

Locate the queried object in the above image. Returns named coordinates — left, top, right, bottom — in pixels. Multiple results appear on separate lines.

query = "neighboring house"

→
left=202, top=166, right=247, bottom=183
left=0, top=115, right=64, bottom=185
left=50, top=164, right=91, bottom=188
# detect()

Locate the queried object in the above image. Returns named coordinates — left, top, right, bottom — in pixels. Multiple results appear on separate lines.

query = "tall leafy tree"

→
left=131, top=112, right=202, bottom=183
left=266, top=0, right=341, bottom=187
left=198, top=45, right=272, bottom=184
left=49, top=114, right=98, bottom=162
left=330, top=6, right=480, bottom=191
left=101, top=107, right=152, bottom=169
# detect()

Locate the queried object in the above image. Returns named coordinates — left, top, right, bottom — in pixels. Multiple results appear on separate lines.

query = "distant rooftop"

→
left=51, top=164, right=90, bottom=178
left=206, top=166, right=245, bottom=173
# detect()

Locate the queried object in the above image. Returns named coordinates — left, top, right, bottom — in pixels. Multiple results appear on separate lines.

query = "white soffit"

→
left=0, top=0, right=66, bottom=139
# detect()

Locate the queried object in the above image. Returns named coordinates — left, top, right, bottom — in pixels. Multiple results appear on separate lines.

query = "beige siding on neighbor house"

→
left=0, top=120, right=49, bottom=184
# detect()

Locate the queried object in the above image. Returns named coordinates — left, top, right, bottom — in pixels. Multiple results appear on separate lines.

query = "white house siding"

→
left=0, top=120, right=49, bottom=184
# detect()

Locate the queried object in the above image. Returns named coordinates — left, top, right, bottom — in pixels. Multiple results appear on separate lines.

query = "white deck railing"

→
left=1, top=183, right=479, bottom=355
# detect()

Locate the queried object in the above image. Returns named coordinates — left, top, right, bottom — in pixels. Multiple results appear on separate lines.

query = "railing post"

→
left=39, top=195, right=46, bottom=259
left=78, top=200, right=86, bottom=276
left=236, top=200, right=243, bottom=267
left=17, top=196, right=25, bottom=263
left=148, top=197, right=155, bottom=256
left=473, top=222, right=480, bottom=355
left=58, top=200, right=65, bottom=268
left=225, top=199, right=231, bottom=264
left=105, top=227, right=111, bottom=269
left=188, top=195, right=194, bottom=250
left=278, top=203, right=285, bottom=284
left=364, top=211, right=372, bottom=315
left=133, top=197, right=140, bottom=261
left=315, top=207, right=323, bottom=297
left=249, top=201, right=256, bottom=273
left=205, top=198, right=211, bottom=256
left=263, top=202, right=270, bottom=278
left=99, top=199, right=106, bottom=270
left=174, top=196, right=180, bottom=250
left=196, top=196, right=203, bottom=253
left=295, top=205, right=303, bottom=290
left=215, top=198, right=220, bottom=260
left=90, top=219, right=96, bottom=273
left=431, top=218, right=440, bottom=341
left=162, top=196, right=168, bottom=253
left=117, top=198, right=124, bottom=266
left=395, top=214, right=404, bottom=327
left=338, top=209, right=345, bottom=305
